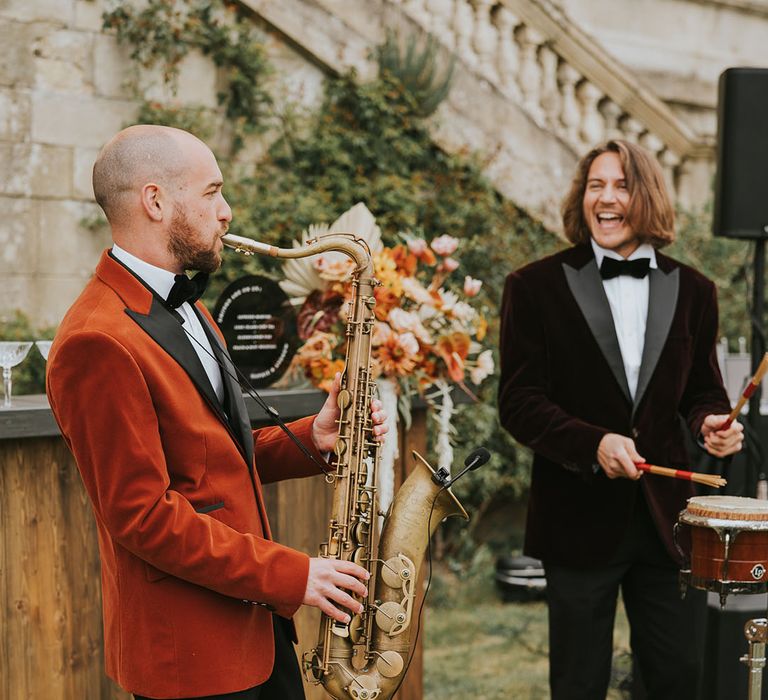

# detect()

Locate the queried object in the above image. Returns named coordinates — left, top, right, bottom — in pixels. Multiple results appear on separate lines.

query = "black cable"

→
left=179, top=314, right=333, bottom=476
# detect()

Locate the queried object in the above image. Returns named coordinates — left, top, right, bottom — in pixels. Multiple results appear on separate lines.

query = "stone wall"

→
left=0, top=0, right=326, bottom=327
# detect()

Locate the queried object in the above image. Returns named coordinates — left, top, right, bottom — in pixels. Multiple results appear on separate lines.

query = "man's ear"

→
left=140, top=183, right=164, bottom=222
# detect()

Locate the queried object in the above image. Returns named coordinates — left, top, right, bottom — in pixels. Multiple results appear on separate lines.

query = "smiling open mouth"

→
left=597, top=213, right=624, bottom=223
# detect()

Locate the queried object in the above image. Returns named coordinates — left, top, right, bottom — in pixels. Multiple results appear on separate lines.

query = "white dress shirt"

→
left=111, top=244, right=225, bottom=403
left=590, top=239, right=658, bottom=400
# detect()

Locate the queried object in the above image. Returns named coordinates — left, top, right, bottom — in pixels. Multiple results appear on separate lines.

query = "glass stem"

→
left=3, top=366, right=11, bottom=408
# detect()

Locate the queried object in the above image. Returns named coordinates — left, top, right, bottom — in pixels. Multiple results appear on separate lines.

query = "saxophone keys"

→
left=337, top=389, right=351, bottom=409
left=331, top=619, right=350, bottom=638
left=374, top=601, right=407, bottom=633
left=380, top=555, right=411, bottom=588
left=346, top=675, right=381, bottom=700
left=357, top=491, right=370, bottom=514
left=352, top=546, right=367, bottom=567
left=376, top=650, right=404, bottom=678
left=302, top=650, right=325, bottom=683
left=348, top=613, right=365, bottom=644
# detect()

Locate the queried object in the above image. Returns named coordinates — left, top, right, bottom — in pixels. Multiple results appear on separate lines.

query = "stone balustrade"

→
left=389, top=0, right=713, bottom=204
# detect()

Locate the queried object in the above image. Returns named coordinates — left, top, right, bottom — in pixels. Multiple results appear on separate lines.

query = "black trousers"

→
left=544, top=492, right=705, bottom=700
left=134, top=616, right=305, bottom=700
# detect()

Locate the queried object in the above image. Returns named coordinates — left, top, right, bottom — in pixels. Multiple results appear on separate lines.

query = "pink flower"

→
left=440, top=257, right=459, bottom=273
left=464, top=276, right=482, bottom=297
left=431, top=235, right=459, bottom=256
left=407, top=238, right=428, bottom=255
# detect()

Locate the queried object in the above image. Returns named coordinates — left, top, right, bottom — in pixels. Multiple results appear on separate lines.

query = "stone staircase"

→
left=242, top=0, right=714, bottom=232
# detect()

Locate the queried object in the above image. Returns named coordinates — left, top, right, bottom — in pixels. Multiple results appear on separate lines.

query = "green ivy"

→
left=136, top=101, right=215, bottom=140
left=669, top=202, right=751, bottom=349
left=103, top=0, right=272, bottom=149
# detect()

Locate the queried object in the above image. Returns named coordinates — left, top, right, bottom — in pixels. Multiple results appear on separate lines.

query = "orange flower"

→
left=476, top=315, right=488, bottom=342
left=298, top=355, right=345, bottom=392
left=376, top=334, right=419, bottom=377
left=407, top=238, right=437, bottom=265
left=389, top=244, right=418, bottom=277
left=373, top=251, right=404, bottom=296
left=435, top=332, right=471, bottom=382
left=373, top=286, right=401, bottom=321
left=417, top=358, right=439, bottom=389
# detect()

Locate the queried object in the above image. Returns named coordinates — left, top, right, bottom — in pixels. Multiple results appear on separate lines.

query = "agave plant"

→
left=376, top=29, right=455, bottom=117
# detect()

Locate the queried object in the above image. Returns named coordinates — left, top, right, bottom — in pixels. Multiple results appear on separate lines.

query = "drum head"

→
left=687, top=495, right=768, bottom=521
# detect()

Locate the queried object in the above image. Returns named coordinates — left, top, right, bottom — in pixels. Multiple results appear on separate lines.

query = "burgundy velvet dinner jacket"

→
left=498, top=244, right=730, bottom=568
left=46, top=250, right=327, bottom=699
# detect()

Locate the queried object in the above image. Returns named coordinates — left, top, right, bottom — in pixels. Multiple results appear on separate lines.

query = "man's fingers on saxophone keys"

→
left=332, top=571, right=368, bottom=600
left=369, top=398, right=389, bottom=441
left=304, top=558, right=370, bottom=621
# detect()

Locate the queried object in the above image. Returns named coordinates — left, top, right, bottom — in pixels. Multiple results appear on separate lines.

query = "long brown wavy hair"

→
left=561, top=139, right=675, bottom=249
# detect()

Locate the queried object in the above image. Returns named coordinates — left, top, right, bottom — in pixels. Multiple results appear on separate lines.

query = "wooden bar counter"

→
left=0, top=392, right=426, bottom=700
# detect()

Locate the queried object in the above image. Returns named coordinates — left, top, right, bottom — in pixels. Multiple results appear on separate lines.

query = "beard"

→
left=167, top=204, right=223, bottom=274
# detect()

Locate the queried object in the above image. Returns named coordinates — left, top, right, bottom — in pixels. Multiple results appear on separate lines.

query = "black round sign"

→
left=213, top=275, right=298, bottom=388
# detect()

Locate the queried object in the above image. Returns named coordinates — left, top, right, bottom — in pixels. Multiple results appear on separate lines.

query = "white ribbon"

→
left=426, top=378, right=455, bottom=473
left=376, top=377, right=399, bottom=518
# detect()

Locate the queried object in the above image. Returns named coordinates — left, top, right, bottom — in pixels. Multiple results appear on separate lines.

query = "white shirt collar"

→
left=590, top=238, right=658, bottom=270
left=111, top=244, right=178, bottom=300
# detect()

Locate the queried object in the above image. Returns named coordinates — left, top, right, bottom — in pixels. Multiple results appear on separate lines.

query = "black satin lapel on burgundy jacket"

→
left=498, top=244, right=729, bottom=567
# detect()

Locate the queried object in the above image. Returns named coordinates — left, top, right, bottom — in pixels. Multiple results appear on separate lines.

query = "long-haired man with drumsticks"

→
left=498, top=139, right=743, bottom=699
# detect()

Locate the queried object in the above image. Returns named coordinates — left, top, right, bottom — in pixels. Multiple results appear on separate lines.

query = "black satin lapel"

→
left=125, top=299, right=227, bottom=425
left=563, top=260, right=632, bottom=402
left=195, top=308, right=254, bottom=469
left=634, top=267, right=679, bottom=413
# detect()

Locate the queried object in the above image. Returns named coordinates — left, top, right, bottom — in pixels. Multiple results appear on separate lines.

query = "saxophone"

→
left=222, top=232, right=469, bottom=700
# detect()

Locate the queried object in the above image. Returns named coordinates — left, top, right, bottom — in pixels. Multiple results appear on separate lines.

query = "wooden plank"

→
left=0, top=438, right=128, bottom=700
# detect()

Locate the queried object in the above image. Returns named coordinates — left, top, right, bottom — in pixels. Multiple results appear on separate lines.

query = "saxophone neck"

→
left=221, top=232, right=374, bottom=277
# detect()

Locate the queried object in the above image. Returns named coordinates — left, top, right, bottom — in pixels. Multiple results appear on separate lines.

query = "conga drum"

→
left=676, top=495, right=768, bottom=607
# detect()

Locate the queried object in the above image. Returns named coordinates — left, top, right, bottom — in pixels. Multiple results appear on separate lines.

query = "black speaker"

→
left=714, top=67, right=768, bottom=239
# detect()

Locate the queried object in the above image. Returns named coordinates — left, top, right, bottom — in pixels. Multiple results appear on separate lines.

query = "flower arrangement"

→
left=283, top=205, right=494, bottom=399
left=279, top=204, right=493, bottom=497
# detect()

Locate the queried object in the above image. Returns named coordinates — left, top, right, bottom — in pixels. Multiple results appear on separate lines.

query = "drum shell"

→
left=690, top=524, right=768, bottom=583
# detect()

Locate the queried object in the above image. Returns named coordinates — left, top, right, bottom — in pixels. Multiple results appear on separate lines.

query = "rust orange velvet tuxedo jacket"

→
left=498, top=244, right=730, bottom=568
left=46, top=250, right=327, bottom=698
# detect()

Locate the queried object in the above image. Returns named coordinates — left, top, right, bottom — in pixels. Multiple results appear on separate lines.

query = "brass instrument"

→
left=222, top=232, right=468, bottom=700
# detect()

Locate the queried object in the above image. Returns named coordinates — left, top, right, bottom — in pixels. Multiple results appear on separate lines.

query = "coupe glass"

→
left=0, top=341, right=33, bottom=408
left=36, top=340, right=53, bottom=361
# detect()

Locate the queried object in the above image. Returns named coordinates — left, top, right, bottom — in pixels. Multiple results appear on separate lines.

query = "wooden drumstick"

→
left=719, top=352, right=768, bottom=431
left=635, top=462, right=727, bottom=488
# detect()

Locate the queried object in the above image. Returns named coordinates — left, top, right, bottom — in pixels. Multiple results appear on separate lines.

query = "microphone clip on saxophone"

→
left=431, top=446, right=491, bottom=487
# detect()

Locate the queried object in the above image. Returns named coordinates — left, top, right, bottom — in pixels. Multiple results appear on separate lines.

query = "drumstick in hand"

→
left=719, top=352, right=768, bottom=430
left=635, top=463, right=726, bottom=488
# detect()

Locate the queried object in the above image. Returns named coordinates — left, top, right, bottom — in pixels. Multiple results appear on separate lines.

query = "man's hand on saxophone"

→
left=303, top=558, right=370, bottom=623
left=311, top=371, right=389, bottom=452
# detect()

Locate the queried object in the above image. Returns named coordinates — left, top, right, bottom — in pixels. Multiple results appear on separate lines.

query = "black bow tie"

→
left=599, top=257, right=651, bottom=280
left=166, top=272, right=209, bottom=309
